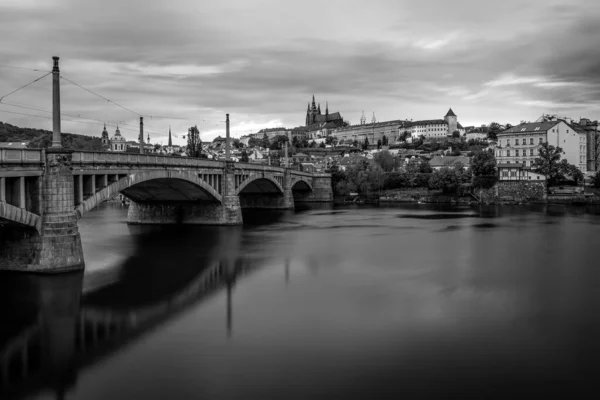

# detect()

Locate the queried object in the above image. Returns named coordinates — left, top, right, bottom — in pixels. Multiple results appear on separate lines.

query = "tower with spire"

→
left=168, top=126, right=173, bottom=148
left=360, top=111, right=366, bottom=125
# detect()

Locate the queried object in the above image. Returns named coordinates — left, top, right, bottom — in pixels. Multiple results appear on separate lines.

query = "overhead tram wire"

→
left=59, top=75, right=141, bottom=117
left=0, top=100, right=165, bottom=135
left=0, top=72, right=52, bottom=102
left=0, top=107, right=167, bottom=137
left=0, top=64, right=51, bottom=73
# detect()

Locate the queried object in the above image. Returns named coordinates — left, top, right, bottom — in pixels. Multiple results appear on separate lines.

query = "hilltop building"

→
left=403, top=108, right=465, bottom=140
left=331, top=119, right=405, bottom=145
left=304, top=95, right=346, bottom=139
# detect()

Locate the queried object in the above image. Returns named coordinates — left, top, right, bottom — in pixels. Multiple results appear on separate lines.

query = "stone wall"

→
left=479, top=181, right=547, bottom=204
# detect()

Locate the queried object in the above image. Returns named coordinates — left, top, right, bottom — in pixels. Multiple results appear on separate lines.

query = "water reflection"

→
left=0, top=220, right=273, bottom=400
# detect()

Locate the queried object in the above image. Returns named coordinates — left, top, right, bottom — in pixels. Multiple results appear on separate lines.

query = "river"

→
left=1, top=202, right=600, bottom=399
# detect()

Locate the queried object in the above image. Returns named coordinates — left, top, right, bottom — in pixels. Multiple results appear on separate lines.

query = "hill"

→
left=0, top=121, right=103, bottom=150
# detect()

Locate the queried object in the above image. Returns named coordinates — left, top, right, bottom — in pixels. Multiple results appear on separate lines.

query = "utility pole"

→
left=51, top=56, right=62, bottom=148
left=225, top=114, right=230, bottom=161
left=139, top=116, right=145, bottom=154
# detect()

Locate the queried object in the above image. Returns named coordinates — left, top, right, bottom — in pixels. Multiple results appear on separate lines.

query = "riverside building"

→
left=495, top=120, right=587, bottom=172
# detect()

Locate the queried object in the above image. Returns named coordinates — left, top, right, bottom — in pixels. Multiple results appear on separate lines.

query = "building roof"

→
left=500, top=121, right=558, bottom=134
left=213, top=136, right=226, bottom=142
left=406, top=119, right=448, bottom=127
left=429, top=155, right=470, bottom=167
left=445, top=108, right=457, bottom=117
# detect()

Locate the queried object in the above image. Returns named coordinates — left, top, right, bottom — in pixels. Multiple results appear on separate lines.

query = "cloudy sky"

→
left=1, top=0, right=599, bottom=145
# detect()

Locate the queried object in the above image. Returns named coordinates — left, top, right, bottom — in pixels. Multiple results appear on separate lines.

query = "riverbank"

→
left=337, top=186, right=600, bottom=206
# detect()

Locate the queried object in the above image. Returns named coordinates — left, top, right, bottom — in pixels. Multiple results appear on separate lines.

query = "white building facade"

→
left=495, top=121, right=586, bottom=172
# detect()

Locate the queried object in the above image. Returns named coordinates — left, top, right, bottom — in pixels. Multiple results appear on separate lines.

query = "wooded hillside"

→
left=0, top=121, right=103, bottom=150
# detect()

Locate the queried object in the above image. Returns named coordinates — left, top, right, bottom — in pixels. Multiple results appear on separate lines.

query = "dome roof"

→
left=111, top=126, right=125, bottom=141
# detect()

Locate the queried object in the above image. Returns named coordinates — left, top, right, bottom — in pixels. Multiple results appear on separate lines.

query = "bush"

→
left=472, top=175, right=497, bottom=189
left=592, top=171, right=600, bottom=188
left=415, top=172, right=432, bottom=187
left=383, top=172, right=406, bottom=189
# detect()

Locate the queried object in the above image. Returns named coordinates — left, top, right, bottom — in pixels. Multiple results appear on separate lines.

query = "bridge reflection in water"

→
left=0, top=215, right=283, bottom=400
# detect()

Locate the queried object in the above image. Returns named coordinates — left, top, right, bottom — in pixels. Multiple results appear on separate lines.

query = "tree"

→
left=531, top=143, right=564, bottom=186
left=452, top=130, right=461, bottom=139
left=377, top=139, right=382, bottom=149
left=353, top=139, right=359, bottom=148
left=419, top=160, right=433, bottom=173
left=319, top=142, right=326, bottom=148
left=450, top=147, right=462, bottom=156
left=248, top=137, right=259, bottom=147
left=241, top=149, right=249, bottom=162
left=187, top=125, right=202, bottom=158
left=382, top=135, right=388, bottom=146
left=471, top=149, right=497, bottom=188
left=488, top=122, right=502, bottom=140
left=309, top=140, right=317, bottom=148
left=261, top=133, right=270, bottom=149
left=292, top=136, right=300, bottom=148
left=362, top=137, right=369, bottom=150
left=429, top=166, right=461, bottom=193
left=558, top=159, right=584, bottom=184
left=325, top=136, right=334, bottom=145
left=591, top=170, right=600, bottom=188
left=374, top=150, right=395, bottom=172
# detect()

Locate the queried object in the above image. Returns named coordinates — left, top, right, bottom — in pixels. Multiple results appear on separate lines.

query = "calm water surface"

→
left=2, top=202, right=600, bottom=399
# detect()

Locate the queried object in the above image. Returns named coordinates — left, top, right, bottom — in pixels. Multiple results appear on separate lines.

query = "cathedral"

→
left=304, top=95, right=344, bottom=129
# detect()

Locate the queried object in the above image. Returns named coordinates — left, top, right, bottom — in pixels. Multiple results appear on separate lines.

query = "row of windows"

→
left=501, top=137, right=544, bottom=146
left=497, top=149, right=537, bottom=157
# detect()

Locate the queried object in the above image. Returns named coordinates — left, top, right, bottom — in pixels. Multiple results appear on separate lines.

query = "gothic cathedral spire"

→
left=168, top=126, right=173, bottom=147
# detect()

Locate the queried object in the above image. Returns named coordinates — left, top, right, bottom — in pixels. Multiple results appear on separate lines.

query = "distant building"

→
left=496, top=120, right=586, bottom=172
left=405, top=108, right=465, bottom=140
left=101, top=124, right=110, bottom=149
left=429, top=155, right=470, bottom=170
left=465, top=126, right=488, bottom=141
left=332, top=119, right=404, bottom=145
left=497, top=163, right=546, bottom=181
left=109, top=126, right=126, bottom=152
left=305, top=95, right=344, bottom=128
left=0, top=142, right=27, bottom=149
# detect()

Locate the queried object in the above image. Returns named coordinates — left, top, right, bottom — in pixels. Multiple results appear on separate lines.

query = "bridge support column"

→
left=306, top=176, right=334, bottom=202
left=0, top=177, right=5, bottom=203
left=282, top=169, right=295, bottom=209
left=1, top=151, right=84, bottom=272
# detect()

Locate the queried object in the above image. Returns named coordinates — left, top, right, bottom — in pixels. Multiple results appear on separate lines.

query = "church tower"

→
left=101, top=124, right=109, bottom=148
left=168, top=126, right=173, bottom=147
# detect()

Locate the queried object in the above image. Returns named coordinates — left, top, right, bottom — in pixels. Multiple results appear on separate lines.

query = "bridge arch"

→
left=291, top=178, right=313, bottom=192
left=235, top=174, right=284, bottom=196
left=75, top=170, right=222, bottom=219
left=0, top=202, right=41, bottom=231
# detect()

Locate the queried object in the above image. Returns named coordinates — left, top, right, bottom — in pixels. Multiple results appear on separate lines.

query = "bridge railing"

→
left=234, top=162, right=285, bottom=174
left=71, top=151, right=226, bottom=169
left=0, top=148, right=43, bottom=165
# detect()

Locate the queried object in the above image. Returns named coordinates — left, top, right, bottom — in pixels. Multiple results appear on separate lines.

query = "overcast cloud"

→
left=1, top=0, right=599, bottom=145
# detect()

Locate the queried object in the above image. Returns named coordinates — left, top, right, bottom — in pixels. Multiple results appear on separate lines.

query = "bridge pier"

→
left=0, top=151, right=84, bottom=273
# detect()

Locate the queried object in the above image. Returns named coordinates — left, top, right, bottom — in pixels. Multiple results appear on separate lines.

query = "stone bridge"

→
left=0, top=148, right=332, bottom=272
